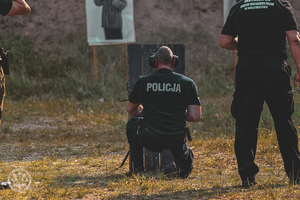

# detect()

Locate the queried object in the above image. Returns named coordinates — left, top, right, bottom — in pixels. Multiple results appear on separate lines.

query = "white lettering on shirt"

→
left=152, top=83, right=158, bottom=91
left=241, top=0, right=274, bottom=10
left=147, top=83, right=181, bottom=93
left=166, top=83, right=171, bottom=92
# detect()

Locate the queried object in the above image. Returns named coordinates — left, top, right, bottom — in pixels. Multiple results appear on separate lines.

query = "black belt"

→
left=145, top=124, right=186, bottom=139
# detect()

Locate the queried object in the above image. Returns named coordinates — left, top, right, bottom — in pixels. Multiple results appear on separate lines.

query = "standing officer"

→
left=220, top=0, right=300, bottom=187
left=126, top=46, right=201, bottom=178
left=0, top=0, right=30, bottom=189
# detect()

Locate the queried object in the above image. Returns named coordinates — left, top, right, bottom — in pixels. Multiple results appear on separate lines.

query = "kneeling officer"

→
left=126, top=46, right=201, bottom=178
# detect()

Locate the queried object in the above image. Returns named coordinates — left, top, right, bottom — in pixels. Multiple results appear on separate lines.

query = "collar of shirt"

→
left=157, top=68, right=172, bottom=73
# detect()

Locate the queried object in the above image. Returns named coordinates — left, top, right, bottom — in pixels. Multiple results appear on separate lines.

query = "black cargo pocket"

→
left=269, top=61, right=293, bottom=93
left=269, top=60, right=291, bottom=76
left=269, top=61, right=295, bottom=118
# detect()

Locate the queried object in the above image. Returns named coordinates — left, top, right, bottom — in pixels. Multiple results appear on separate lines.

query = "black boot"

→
left=241, top=175, right=256, bottom=188
left=125, top=166, right=145, bottom=177
left=161, top=149, right=178, bottom=177
left=0, top=182, right=11, bottom=190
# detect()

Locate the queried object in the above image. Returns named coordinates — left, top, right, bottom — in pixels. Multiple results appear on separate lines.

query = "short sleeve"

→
left=221, top=6, right=238, bottom=37
left=187, top=80, right=201, bottom=106
left=129, top=78, right=142, bottom=104
left=0, top=0, right=12, bottom=16
left=283, top=2, right=298, bottom=31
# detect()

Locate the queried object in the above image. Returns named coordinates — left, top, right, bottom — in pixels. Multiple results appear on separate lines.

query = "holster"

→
left=0, top=48, right=9, bottom=75
left=185, top=127, right=192, bottom=141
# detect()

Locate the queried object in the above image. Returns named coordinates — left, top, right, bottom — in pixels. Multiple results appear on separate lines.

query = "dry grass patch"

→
left=0, top=99, right=299, bottom=199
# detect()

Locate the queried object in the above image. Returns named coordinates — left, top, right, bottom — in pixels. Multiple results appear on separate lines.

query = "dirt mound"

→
left=0, top=0, right=300, bottom=45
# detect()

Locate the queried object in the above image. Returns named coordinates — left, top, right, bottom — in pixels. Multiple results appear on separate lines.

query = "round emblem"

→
left=8, top=168, right=32, bottom=193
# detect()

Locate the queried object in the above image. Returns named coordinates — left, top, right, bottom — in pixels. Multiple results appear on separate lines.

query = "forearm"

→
left=94, top=0, right=105, bottom=6
left=288, top=32, right=300, bottom=72
left=225, top=37, right=238, bottom=50
left=185, top=111, right=196, bottom=122
left=112, top=0, right=127, bottom=10
left=220, top=35, right=238, bottom=50
left=185, top=105, right=201, bottom=122
left=8, top=0, right=30, bottom=15
left=12, top=0, right=29, bottom=8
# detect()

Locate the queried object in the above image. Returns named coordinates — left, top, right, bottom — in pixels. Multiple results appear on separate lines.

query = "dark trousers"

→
left=104, top=28, right=123, bottom=40
left=126, top=117, right=193, bottom=178
left=232, top=56, right=300, bottom=182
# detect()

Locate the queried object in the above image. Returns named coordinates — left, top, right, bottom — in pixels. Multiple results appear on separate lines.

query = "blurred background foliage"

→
left=0, top=29, right=299, bottom=136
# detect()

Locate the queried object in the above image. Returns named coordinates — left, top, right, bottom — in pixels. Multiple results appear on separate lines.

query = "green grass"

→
left=0, top=29, right=300, bottom=199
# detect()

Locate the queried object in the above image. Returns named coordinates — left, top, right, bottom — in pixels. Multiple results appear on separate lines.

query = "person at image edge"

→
left=220, top=0, right=300, bottom=187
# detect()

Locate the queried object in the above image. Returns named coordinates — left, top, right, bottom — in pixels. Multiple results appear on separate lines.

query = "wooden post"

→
left=125, top=44, right=131, bottom=172
left=128, top=44, right=143, bottom=173
left=93, top=46, right=98, bottom=82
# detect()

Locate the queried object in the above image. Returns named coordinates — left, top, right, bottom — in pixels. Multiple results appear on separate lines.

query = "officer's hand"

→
left=294, top=72, right=300, bottom=92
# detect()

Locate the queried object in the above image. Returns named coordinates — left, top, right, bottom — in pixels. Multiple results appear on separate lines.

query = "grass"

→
left=0, top=29, right=300, bottom=198
left=0, top=94, right=299, bottom=199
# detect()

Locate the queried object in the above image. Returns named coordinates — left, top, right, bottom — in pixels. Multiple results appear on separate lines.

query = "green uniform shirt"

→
left=129, top=68, right=201, bottom=134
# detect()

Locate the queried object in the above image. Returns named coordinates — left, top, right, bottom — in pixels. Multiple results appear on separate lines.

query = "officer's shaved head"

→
left=156, top=46, right=173, bottom=65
